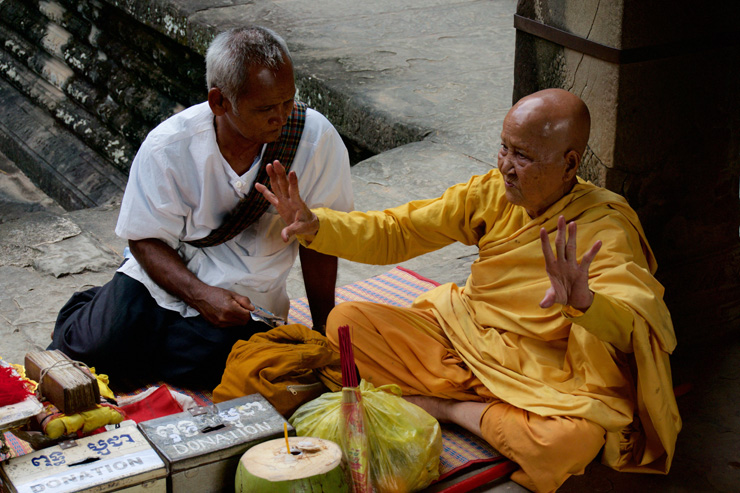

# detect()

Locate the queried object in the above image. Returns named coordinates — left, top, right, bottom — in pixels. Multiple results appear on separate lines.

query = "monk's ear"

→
left=208, top=87, right=229, bottom=116
left=563, top=149, right=581, bottom=180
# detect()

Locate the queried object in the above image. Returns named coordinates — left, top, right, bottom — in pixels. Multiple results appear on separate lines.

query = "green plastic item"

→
left=289, top=380, right=442, bottom=493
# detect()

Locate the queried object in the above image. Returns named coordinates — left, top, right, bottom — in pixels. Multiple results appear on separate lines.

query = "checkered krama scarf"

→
left=187, top=101, right=307, bottom=248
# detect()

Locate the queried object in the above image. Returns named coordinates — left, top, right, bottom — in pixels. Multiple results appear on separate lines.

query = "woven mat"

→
left=2, top=267, right=511, bottom=487
left=1, top=431, right=33, bottom=459
left=289, top=266, right=441, bottom=325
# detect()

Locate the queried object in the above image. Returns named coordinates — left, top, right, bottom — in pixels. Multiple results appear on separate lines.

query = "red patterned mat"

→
left=438, top=425, right=503, bottom=480
left=1, top=431, right=33, bottom=459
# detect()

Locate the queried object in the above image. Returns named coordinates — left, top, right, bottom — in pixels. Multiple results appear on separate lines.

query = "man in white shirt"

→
left=49, top=26, right=353, bottom=388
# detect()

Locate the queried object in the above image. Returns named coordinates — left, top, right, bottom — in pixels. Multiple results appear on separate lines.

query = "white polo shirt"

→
left=115, top=102, right=353, bottom=319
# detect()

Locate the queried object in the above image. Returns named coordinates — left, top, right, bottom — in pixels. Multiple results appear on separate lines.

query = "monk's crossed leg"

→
left=325, top=301, right=489, bottom=400
left=327, top=301, right=606, bottom=493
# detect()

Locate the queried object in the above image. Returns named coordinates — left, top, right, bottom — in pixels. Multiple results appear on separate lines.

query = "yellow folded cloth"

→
left=89, top=367, right=116, bottom=402
left=40, top=403, right=125, bottom=439
left=34, top=367, right=123, bottom=439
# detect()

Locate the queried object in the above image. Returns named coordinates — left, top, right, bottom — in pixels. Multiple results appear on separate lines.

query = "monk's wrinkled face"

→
left=497, top=101, right=572, bottom=218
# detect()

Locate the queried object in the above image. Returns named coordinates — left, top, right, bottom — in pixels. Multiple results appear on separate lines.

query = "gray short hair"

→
left=206, top=26, right=292, bottom=106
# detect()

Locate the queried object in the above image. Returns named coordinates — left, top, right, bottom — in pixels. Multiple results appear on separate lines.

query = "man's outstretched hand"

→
left=539, top=215, right=601, bottom=312
left=255, top=160, right=320, bottom=242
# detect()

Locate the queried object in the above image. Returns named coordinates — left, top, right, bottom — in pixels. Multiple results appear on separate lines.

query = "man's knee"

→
left=50, top=286, right=105, bottom=355
left=50, top=274, right=159, bottom=361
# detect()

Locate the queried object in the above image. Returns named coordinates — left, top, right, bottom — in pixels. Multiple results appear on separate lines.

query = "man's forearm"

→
left=128, top=238, right=207, bottom=306
left=299, top=245, right=337, bottom=332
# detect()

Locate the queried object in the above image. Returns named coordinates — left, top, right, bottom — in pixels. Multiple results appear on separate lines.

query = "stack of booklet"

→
left=24, top=350, right=99, bottom=414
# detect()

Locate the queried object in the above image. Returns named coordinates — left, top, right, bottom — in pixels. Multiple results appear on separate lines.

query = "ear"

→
left=208, top=87, right=229, bottom=116
left=563, top=149, right=581, bottom=181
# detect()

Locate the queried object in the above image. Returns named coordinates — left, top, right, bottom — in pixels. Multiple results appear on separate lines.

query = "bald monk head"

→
left=498, top=88, right=591, bottom=218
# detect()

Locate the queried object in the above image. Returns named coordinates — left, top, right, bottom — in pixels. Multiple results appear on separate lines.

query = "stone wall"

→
left=0, top=0, right=205, bottom=209
left=514, top=0, right=740, bottom=348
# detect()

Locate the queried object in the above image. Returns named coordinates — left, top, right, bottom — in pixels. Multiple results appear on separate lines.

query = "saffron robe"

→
left=305, top=169, right=681, bottom=474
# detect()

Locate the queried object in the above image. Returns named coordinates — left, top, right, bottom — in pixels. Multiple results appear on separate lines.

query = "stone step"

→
left=0, top=0, right=200, bottom=173
left=0, top=75, right=126, bottom=210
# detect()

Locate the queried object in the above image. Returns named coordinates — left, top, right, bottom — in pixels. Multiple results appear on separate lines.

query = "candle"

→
left=284, top=422, right=290, bottom=454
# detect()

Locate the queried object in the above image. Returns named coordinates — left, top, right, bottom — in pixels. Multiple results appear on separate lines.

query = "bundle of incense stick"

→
left=24, top=350, right=99, bottom=415
left=339, top=325, right=358, bottom=388
left=338, top=325, right=371, bottom=493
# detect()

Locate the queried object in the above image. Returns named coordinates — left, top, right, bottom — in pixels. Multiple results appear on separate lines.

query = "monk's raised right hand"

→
left=539, top=215, right=601, bottom=312
left=255, top=160, right=320, bottom=242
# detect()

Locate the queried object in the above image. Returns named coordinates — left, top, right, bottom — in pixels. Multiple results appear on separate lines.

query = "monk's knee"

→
left=326, top=302, right=367, bottom=348
left=479, top=402, right=605, bottom=493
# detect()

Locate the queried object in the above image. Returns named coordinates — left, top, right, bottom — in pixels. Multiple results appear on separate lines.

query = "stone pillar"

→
left=513, top=1, right=740, bottom=355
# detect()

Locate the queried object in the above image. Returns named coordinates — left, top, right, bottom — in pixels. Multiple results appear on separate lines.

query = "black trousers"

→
left=49, top=272, right=268, bottom=390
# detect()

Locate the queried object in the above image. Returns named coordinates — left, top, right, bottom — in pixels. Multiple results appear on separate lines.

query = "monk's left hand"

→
left=539, top=215, right=601, bottom=311
left=255, top=160, right=319, bottom=242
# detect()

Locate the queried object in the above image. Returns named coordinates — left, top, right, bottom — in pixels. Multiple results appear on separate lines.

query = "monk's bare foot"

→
left=402, top=395, right=452, bottom=422
left=403, top=396, right=488, bottom=438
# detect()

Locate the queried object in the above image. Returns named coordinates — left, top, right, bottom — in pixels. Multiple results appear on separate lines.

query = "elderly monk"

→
left=257, top=89, right=681, bottom=492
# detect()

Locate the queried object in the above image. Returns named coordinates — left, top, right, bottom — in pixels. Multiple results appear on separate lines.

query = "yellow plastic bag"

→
left=289, top=380, right=442, bottom=493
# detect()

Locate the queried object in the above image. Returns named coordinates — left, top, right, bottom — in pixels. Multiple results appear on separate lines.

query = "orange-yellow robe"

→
left=304, top=169, right=680, bottom=474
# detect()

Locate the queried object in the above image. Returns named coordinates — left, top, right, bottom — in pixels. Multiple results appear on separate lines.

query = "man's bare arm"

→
left=128, top=238, right=254, bottom=327
left=299, top=245, right=337, bottom=334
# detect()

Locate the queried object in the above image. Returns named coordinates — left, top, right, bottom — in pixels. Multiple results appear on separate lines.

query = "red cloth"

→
left=119, top=386, right=183, bottom=422
left=0, top=365, right=33, bottom=406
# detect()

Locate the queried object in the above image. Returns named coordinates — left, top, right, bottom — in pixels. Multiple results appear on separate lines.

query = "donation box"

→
left=137, top=394, right=290, bottom=493
left=0, top=422, right=166, bottom=493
